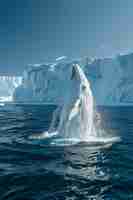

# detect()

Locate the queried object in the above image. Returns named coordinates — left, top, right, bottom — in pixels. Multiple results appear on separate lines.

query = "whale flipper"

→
left=68, top=98, right=81, bottom=121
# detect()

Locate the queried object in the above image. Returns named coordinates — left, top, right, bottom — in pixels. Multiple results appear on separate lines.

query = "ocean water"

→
left=0, top=105, right=133, bottom=200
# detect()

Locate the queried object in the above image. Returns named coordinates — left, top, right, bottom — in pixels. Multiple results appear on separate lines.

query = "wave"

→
left=29, top=130, right=121, bottom=146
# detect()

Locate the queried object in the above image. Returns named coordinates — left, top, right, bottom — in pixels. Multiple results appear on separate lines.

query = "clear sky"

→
left=1, top=0, right=133, bottom=74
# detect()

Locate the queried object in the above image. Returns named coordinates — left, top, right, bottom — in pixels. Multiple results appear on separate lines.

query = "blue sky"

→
left=0, top=0, right=133, bottom=74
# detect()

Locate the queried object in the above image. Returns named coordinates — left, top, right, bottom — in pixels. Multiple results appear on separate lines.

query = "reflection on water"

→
left=63, top=145, right=111, bottom=199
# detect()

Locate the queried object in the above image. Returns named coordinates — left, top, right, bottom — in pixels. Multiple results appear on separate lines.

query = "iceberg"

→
left=13, top=52, right=133, bottom=105
left=0, top=76, right=22, bottom=102
left=13, top=62, right=74, bottom=104
left=85, top=53, right=133, bottom=105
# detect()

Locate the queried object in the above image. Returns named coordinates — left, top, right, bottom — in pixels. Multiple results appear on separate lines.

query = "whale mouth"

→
left=71, top=65, right=76, bottom=80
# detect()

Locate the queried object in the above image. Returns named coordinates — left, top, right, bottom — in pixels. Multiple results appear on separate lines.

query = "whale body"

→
left=29, top=63, right=121, bottom=145
left=55, top=64, right=95, bottom=141
left=29, top=64, right=96, bottom=142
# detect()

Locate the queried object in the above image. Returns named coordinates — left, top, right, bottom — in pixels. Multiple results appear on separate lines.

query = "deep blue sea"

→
left=0, top=105, right=133, bottom=200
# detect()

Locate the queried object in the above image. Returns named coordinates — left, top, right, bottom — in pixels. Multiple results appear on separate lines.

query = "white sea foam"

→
left=49, top=134, right=120, bottom=146
left=29, top=131, right=58, bottom=140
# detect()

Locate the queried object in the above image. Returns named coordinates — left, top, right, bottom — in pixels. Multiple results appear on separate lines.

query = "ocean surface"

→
left=0, top=104, right=133, bottom=200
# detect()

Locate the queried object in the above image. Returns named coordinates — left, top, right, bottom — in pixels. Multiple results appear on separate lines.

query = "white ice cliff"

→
left=13, top=62, right=74, bottom=104
left=0, top=76, right=22, bottom=102
left=13, top=53, right=133, bottom=105
left=85, top=53, right=133, bottom=105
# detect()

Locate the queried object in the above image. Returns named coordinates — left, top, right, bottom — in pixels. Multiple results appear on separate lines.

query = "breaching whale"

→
left=50, top=63, right=96, bottom=141
left=29, top=63, right=121, bottom=145
left=30, top=63, right=95, bottom=141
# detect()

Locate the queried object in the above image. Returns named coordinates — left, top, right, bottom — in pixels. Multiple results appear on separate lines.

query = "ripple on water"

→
left=0, top=105, right=132, bottom=200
